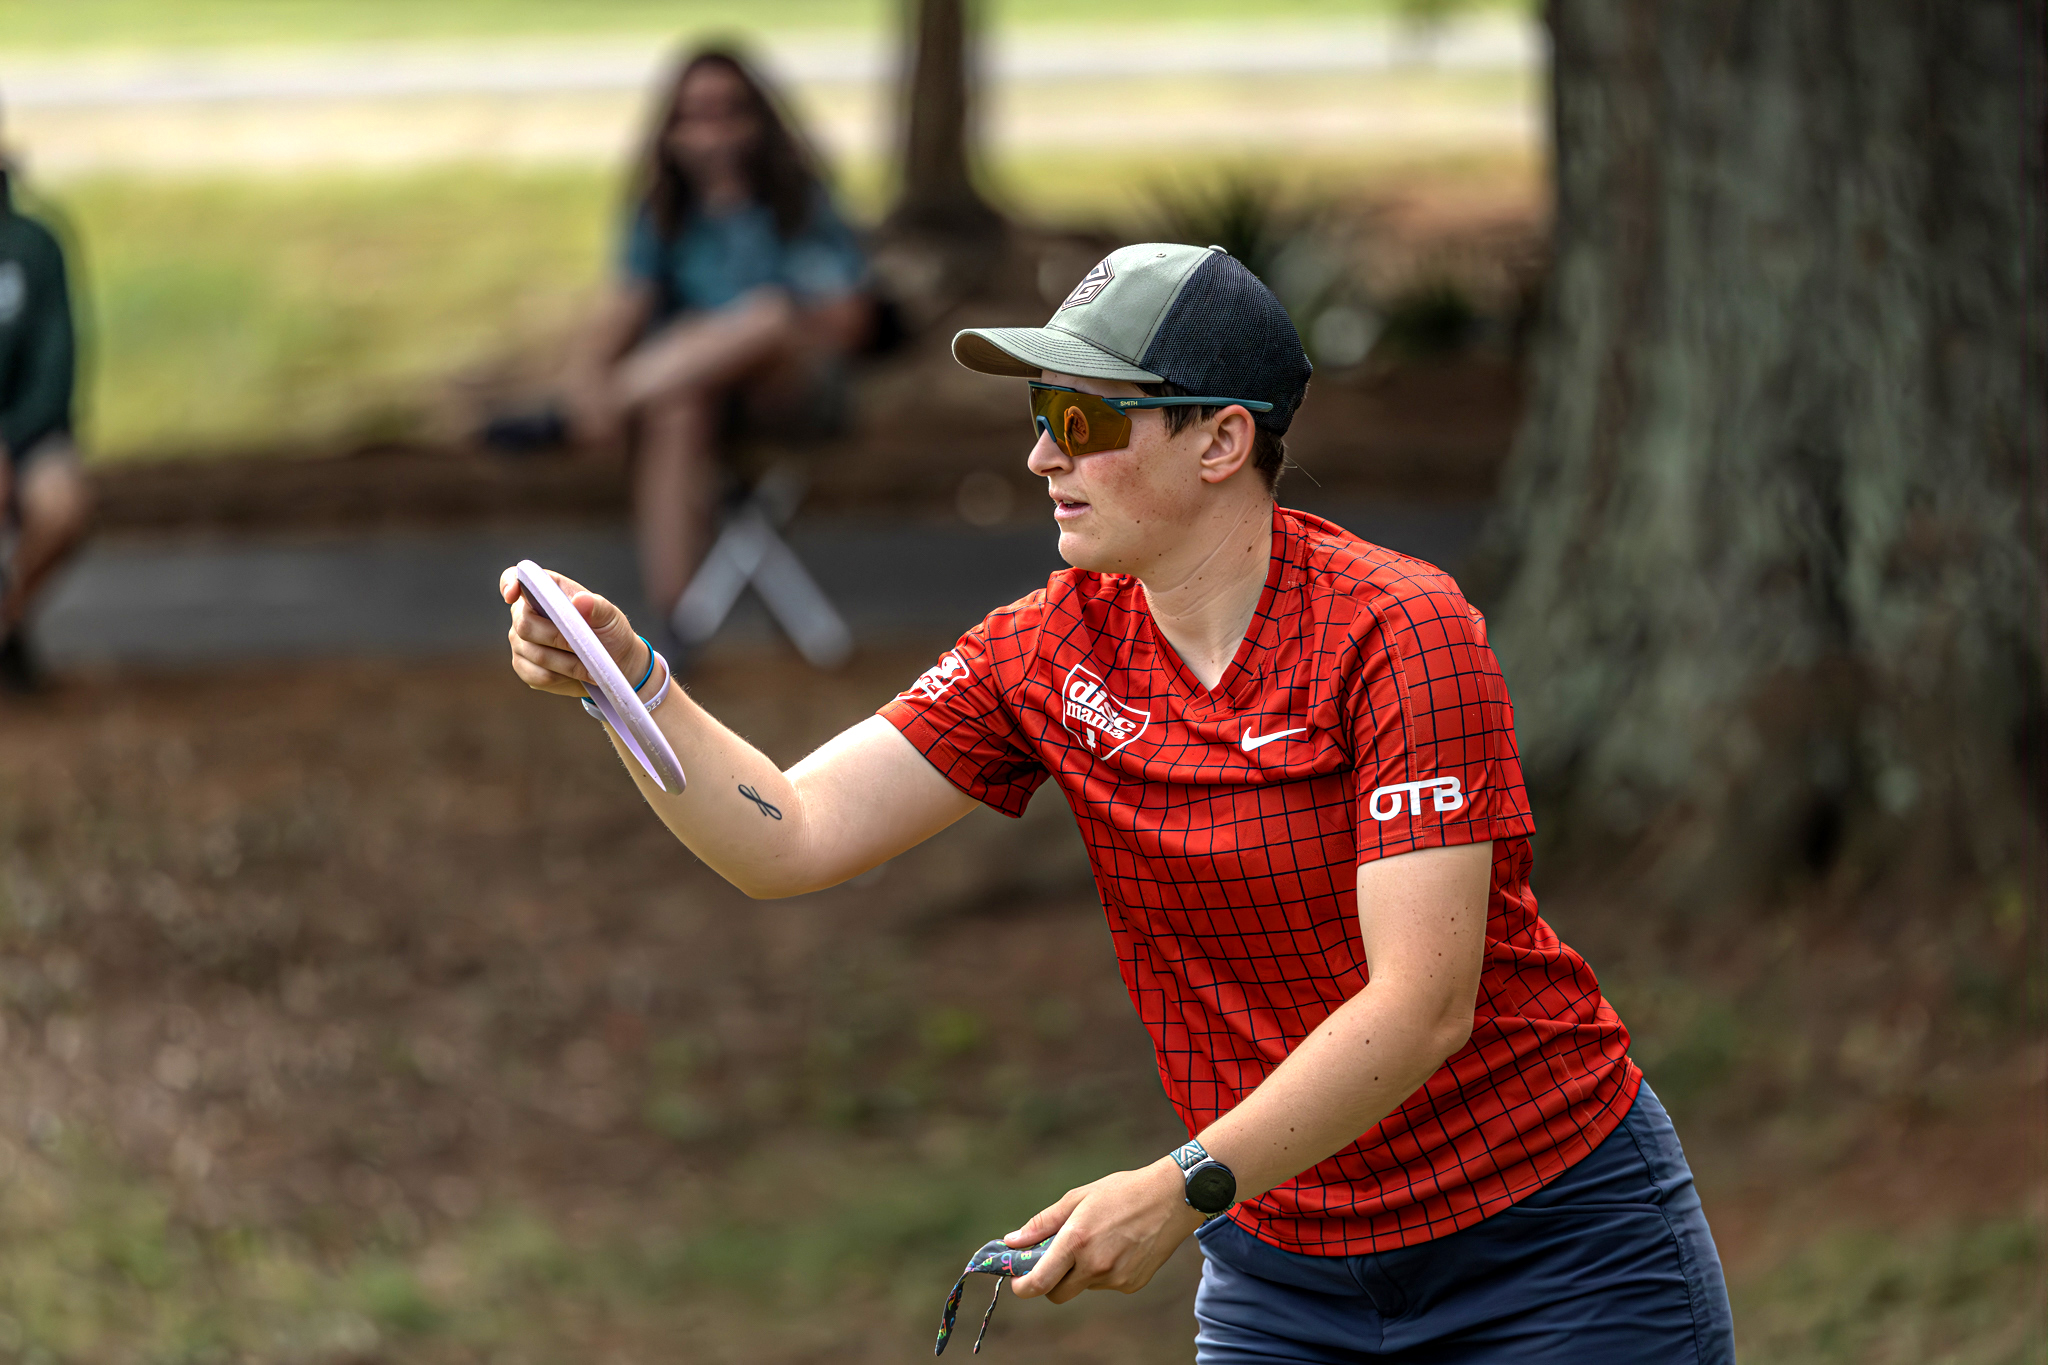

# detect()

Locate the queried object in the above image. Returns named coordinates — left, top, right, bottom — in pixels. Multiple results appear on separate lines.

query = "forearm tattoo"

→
left=737, top=784, right=783, bottom=820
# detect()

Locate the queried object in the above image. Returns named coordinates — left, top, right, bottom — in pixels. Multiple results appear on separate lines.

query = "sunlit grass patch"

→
left=43, top=167, right=616, bottom=459
left=0, top=0, right=1525, bottom=50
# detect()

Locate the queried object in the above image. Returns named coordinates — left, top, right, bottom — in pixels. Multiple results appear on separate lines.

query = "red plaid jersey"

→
left=879, top=508, right=1640, bottom=1255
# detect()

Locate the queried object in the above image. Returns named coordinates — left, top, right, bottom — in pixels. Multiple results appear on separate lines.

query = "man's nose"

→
left=1026, top=426, right=1069, bottom=475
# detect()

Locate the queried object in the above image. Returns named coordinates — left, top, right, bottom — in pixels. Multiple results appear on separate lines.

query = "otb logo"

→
left=906, top=651, right=970, bottom=701
left=1367, top=776, right=1466, bottom=821
left=1061, top=664, right=1150, bottom=758
left=1059, top=258, right=1115, bottom=310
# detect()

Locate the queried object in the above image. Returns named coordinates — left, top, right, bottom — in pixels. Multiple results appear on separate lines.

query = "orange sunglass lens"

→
left=1031, top=388, right=1130, bottom=456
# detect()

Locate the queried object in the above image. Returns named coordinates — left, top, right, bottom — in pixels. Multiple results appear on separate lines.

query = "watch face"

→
left=1186, top=1162, right=1235, bottom=1214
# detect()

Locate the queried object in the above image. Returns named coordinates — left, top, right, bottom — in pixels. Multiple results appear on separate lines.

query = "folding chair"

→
left=668, top=461, right=853, bottom=670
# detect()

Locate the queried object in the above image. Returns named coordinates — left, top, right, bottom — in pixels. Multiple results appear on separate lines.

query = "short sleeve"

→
left=780, top=190, right=867, bottom=302
left=619, top=210, right=664, bottom=284
left=1348, top=588, right=1535, bottom=863
left=877, top=605, right=1048, bottom=818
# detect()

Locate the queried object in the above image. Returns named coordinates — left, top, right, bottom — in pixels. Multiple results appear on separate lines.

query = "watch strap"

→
left=1173, top=1137, right=1238, bottom=1216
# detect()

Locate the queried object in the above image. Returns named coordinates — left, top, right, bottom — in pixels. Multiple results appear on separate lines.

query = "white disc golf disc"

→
left=514, top=560, right=687, bottom=793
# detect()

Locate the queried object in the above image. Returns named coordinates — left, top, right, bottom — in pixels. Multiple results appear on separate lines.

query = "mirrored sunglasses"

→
left=1027, top=383, right=1274, bottom=459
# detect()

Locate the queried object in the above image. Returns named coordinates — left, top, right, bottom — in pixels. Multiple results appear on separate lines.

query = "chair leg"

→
left=748, top=530, right=854, bottom=670
left=668, top=463, right=853, bottom=670
left=670, top=514, right=769, bottom=647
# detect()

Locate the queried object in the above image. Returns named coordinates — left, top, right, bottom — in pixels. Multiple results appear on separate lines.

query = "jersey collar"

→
left=1142, top=508, right=1297, bottom=712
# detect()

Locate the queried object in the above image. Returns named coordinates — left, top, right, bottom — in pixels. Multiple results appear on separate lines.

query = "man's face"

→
left=1028, top=371, right=1214, bottom=575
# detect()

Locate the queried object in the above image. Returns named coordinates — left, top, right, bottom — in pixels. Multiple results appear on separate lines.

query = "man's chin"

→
left=1055, top=529, right=1120, bottom=574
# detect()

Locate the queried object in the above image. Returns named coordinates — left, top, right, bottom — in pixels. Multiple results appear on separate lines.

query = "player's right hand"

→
left=500, top=565, right=651, bottom=699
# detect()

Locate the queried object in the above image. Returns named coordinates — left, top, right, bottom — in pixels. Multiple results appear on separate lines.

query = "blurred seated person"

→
left=0, top=147, right=90, bottom=694
left=565, top=47, right=870, bottom=623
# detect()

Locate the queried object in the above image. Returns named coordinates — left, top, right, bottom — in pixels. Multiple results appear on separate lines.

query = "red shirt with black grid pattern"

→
left=878, top=507, right=1641, bottom=1256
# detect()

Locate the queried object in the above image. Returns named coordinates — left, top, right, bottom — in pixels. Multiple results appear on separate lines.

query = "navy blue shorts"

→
left=1193, top=1081, right=1734, bottom=1363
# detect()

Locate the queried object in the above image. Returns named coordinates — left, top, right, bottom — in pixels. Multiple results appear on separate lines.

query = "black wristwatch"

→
left=1170, top=1138, right=1237, bottom=1216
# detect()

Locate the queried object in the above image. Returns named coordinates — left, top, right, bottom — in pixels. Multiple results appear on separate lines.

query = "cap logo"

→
left=1059, top=258, right=1115, bottom=310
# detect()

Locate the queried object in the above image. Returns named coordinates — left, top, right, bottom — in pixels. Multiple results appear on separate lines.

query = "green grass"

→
left=39, top=168, right=616, bottom=459
left=0, top=1125, right=1182, bottom=1363
left=0, top=0, right=1526, bottom=50
left=8, top=1135, right=2040, bottom=1365
left=38, top=144, right=1533, bottom=461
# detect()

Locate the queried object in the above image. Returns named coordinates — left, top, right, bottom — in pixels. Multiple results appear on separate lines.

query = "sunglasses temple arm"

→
left=1117, top=397, right=1275, bottom=412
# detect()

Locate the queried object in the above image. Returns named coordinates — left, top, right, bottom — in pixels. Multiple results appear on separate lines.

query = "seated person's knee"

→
left=643, top=383, right=715, bottom=429
left=21, top=460, right=93, bottom=543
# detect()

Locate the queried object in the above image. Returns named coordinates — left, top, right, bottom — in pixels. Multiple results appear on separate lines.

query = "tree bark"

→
left=886, top=0, right=1003, bottom=241
left=1485, top=0, right=2044, bottom=895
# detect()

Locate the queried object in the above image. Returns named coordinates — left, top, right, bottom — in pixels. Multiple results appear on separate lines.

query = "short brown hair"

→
left=1138, top=381, right=1288, bottom=495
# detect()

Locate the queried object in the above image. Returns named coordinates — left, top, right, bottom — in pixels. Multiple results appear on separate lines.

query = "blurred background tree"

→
left=1488, top=0, right=2044, bottom=897
left=883, top=0, right=1004, bottom=265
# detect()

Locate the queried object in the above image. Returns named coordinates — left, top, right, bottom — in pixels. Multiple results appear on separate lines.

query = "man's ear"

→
left=1195, top=406, right=1258, bottom=485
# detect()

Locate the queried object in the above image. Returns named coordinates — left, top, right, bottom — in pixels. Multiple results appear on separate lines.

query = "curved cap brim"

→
left=953, top=326, right=1163, bottom=383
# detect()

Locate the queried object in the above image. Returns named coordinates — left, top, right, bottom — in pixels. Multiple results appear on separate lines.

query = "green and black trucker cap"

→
left=953, top=242, right=1313, bottom=434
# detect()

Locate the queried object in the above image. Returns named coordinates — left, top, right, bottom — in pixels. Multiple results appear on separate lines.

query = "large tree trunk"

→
left=1486, top=0, right=2044, bottom=895
left=886, top=0, right=1003, bottom=242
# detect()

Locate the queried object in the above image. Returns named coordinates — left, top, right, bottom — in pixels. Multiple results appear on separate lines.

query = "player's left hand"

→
left=499, top=564, right=649, bottom=699
left=1003, top=1156, right=1207, bottom=1305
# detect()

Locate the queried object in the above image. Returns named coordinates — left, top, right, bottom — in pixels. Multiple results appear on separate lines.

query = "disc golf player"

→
left=502, top=244, right=1736, bottom=1362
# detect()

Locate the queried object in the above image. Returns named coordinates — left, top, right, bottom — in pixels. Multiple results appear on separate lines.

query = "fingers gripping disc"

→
left=514, top=560, right=687, bottom=793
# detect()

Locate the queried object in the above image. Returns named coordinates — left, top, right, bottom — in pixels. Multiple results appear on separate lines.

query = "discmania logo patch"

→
left=1059, top=258, right=1115, bottom=310
left=905, top=651, right=970, bottom=701
left=1061, top=664, right=1150, bottom=757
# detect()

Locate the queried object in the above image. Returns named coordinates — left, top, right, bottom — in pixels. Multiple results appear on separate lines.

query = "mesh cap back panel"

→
left=1137, top=252, right=1313, bottom=434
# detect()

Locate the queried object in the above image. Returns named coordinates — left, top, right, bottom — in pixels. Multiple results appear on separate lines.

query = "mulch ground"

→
left=0, top=649, right=1204, bottom=1360
left=0, top=649, right=2036, bottom=1362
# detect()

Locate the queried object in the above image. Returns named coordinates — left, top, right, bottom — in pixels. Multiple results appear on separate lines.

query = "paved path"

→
left=35, top=500, right=1487, bottom=667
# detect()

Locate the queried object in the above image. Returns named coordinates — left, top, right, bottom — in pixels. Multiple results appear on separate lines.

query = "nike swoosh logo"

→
left=1241, top=726, right=1307, bottom=752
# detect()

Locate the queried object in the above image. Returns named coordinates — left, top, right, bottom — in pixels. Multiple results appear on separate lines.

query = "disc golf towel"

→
left=935, top=1236, right=1054, bottom=1356
left=513, top=560, right=687, bottom=793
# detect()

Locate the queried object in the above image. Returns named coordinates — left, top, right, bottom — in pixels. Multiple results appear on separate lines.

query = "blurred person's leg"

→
left=0, top=436, right=93, bottom=690
left=634, top=387, right=722, bottom=618
left=614, top=287, right=798, bottom=412
left=1, top=437, right=92, bottom=631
